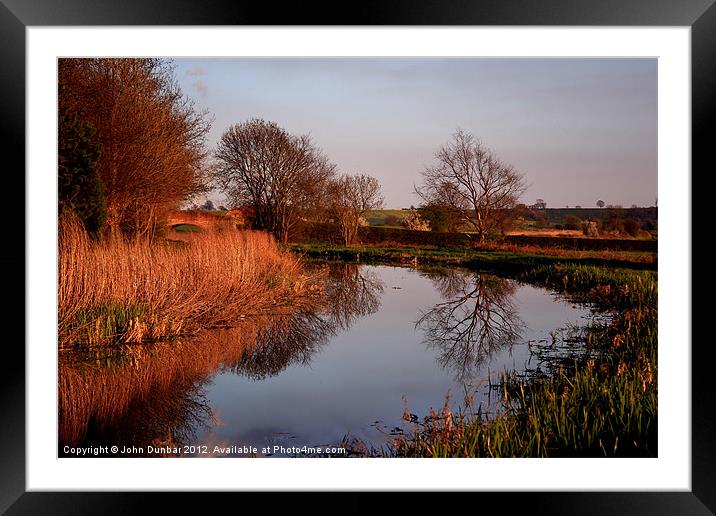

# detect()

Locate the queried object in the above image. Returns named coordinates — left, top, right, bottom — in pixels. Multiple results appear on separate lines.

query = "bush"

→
left=361, top=226, right=469, bottom=246
left=297, top=223, right=471, bottom=247
left=417, top=204, right=457, bottom=232
left=622, top=218, right=641, bottom=237
left=562, top=215, right=582, bottom=230
left=58, top=107, right=106, bottom=235
left=504, top=234, right=656, bottom=252
left=402, top=212, right=431, bottom=231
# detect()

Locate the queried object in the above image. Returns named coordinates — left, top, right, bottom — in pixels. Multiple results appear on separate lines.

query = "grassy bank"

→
left=354, top=263, right=657, bottom=457
left=59, top=217, right=319, bottom=349
left=289, top=242, right=656, bottom=271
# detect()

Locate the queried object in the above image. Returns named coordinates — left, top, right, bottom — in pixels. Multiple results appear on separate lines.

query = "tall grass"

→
left=59, top=215, right=318, bottom=349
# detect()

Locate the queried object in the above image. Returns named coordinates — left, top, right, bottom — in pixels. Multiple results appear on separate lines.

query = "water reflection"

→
left=323, top=264, right=384, bottom=330
left=225, top=312, right=332, bottom=381
left=59, top=263, right=385, bottom=454
left=230, top=264, right=384, bottom=380
left=417, top=269, right=524, bottom=383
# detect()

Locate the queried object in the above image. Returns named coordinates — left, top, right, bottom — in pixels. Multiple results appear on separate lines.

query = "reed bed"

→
left=58, top=216, right=319, bottom=349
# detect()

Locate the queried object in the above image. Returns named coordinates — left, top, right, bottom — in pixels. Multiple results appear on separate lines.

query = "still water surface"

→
left=59, top=264, right=594, bottom=457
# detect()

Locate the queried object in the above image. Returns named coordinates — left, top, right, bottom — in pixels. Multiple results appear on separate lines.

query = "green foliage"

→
left=71, top=303, right=150, bottom=346
left=58, top=107, right=106, bottom=234
left=417, top=203, right=456, bottom=232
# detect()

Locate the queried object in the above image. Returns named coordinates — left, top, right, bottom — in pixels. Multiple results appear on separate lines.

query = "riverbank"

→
left=289, top=242, right=657, bottom=272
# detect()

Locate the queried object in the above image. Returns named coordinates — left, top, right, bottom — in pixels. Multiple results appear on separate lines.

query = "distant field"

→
left=367, top=207, right=657, bottom=235
left=506, top=229, right=584, bottom=237
left=364, top=209, right=415, bottom=226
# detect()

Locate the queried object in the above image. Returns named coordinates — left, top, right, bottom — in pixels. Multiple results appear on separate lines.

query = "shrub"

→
left=622, top=218, right=641, bottom=237
left=402, top=212, right=431, bottom=231
left=417, top=203, right=457, bottom=232
left=562, top=215, right=582, bottom=230
left=58, top=107, right=106, bottom=235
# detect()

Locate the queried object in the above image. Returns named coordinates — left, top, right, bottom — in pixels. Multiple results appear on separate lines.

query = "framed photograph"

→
left=5, top=0, right=708, bottom=512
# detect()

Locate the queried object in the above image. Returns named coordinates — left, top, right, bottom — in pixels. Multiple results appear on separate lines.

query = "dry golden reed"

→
left=58, top=215, right=316, bottom=349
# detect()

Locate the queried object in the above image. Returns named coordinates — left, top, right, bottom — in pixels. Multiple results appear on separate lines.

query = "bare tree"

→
left=213, top=119, right=336, bottom=243
left=533, top=198, right=547, bottom=210
left=596, top=200, right=605, bottom=208
left=330, top=174, right=384, bottom=245
left=58, top=58, right=212, bottom=237
left=415, top=129, right=526, bottom=243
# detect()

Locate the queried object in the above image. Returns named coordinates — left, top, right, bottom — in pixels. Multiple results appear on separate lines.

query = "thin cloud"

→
left=186, top=67, right=206, bottom=77
left=192, top=79, right=208, bottom=99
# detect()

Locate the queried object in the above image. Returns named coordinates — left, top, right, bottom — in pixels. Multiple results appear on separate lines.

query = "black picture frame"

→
left=3, top=0, right=708, bottom=513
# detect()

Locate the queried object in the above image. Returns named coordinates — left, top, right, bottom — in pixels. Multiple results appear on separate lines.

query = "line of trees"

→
left=58, top=59, right=652, bottom=246
left=58, top=59, right=529, bottom=245
left=211, top=122, right=531, bottom=244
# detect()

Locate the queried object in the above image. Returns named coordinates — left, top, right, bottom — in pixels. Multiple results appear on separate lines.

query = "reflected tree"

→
left=417, top=269, right=524, bottom=382
left=323, top=263, right=384, bottom=330
left=227, top=311, right=333, bottom=380
left=229, top=263, right=385, bottom=379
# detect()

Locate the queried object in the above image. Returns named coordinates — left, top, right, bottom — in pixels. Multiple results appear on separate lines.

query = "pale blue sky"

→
left=174, top=58, right=657, bottom=209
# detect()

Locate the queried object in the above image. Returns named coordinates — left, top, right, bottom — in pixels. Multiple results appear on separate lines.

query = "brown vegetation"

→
left=473, top=241, right=656, bottom=264
left=59, top=58, right=212, bottom=237
left=58, top=215, right=318, bottom=349
left=213, top=118, right=336, bottom=243
left=506, top=229, right=584, bottom=237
